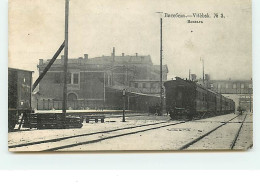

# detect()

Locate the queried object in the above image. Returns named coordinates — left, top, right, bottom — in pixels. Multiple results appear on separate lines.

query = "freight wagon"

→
left=8, top=68, right=33, bottom=131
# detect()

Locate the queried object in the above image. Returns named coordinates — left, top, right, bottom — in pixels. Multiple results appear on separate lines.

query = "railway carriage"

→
left=8, top=68, right=33, bottom=131
left=164, top=77, right=235, bottom=119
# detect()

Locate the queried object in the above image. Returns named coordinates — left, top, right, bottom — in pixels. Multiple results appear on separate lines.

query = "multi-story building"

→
left=209, top=79, right=252, bottom=94
left=36, top=49, right=168, bottom=110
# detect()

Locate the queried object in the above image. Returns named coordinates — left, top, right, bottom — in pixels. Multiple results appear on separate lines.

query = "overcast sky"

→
left=9, top=0, right=252, bottom=82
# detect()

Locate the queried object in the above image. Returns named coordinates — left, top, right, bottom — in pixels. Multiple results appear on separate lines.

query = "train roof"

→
left=8, top=67, right=34, bottom=73
left=164, top=77, right=235, bottom=102
left=165, top=77, right=221, bottom=95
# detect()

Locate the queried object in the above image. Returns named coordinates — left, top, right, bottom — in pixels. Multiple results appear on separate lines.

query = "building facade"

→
left=209, top=79, right=252, bottom=94
left=36, top=49, right=168, bottom=109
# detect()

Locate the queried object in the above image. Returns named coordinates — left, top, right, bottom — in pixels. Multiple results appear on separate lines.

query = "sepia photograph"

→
left=8, top=0, right=252, bottom=152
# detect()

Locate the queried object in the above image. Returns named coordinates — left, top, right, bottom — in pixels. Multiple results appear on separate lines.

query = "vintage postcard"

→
left=8, top=0, right=252, bottom=151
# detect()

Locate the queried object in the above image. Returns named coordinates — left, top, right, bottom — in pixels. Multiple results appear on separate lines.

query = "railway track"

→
left=178, top=114, right=247, bottom=150
left=9, top=113, right=248, bottom=151
left=230, top=114, right=248, bottom=149
left=9, top=119, right=187, bottom=151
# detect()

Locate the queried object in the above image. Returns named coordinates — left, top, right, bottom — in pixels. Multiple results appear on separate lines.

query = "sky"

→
left=9, top=0, right=252, bottom=82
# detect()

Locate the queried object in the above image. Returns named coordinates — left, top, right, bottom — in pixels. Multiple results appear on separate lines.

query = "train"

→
left=8, top=68, right=33, bottom=131
left=164, top=77, right=235, bottom=120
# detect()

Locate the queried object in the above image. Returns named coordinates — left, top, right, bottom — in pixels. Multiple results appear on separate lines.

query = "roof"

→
left=165, top=77, right=223, bottom=96
left=8, top=67, right=34, bottom=73
left=210, top=79, right=252, bottom=83
left=41, top=55, right=153, bottom=65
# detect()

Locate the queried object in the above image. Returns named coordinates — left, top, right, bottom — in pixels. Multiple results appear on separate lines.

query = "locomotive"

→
left=164, top=77, right=235, bottom=119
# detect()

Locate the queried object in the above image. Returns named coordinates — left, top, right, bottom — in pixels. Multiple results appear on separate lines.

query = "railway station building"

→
left=35, top=48, right=168, bottom=111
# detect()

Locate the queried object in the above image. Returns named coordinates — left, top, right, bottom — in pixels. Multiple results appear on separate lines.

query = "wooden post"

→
left=32, top=41, right=65, bottom=91
left=48, top=99, right=50, bottom=110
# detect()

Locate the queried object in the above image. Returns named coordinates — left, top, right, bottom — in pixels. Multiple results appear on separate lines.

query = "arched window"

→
left=68, top=93, right=77, bottom=101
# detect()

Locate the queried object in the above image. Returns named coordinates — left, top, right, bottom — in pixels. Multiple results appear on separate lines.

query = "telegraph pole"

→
left=122, top=89, right=126, bottom=122
left=189, top=69, right=191, bottom=80
left=155, top=12, right=164, bottom=115
left=201, top=57, right=205, bottom=85
left=62, top=0, right=69, bottom=119
left=160, top=17, right=163, bottom=116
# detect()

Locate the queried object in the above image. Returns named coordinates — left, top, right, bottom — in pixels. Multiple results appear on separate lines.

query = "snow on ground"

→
left=8, top=113, right=253, bottom=152
left=8, top=115, right=169, bottom=147
left=233, top=113, right=253, bottom=150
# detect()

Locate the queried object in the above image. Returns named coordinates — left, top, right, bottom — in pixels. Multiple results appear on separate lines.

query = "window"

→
left=218, top=84, right=221, bottom=89
left=233, top=84, right=237, bottom=89
left=73, top=73, right=79, bottom=84
left=249, top=84, right=252, bottom=88
left=226, top=84, right=229, bottom=88
left=68, top=93, right=77, bottom=100
left=67, top=72, right=79, bottom=84
left=142, top=83, right=147, bottom=88
left=241, top=84, right=244, bottom=89
left=67, top=73, right=72, bottom=84
left=54, top=73, right=61, bottom=83
left=135, top=83, right=138, bottom=88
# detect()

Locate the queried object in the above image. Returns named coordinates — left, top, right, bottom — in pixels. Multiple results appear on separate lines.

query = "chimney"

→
left=61, top=55, right=64, bottom=60
left=112, top=47, right=115, bottom=64
left=84, top=54, right=88, bottom=60
left=39, top=59, right=43, bottom=65
left=122, top=53, right=124, bottom=56
left=135, top=53, right=138, bottom=57
left=191, top=74, right=197, bottom=81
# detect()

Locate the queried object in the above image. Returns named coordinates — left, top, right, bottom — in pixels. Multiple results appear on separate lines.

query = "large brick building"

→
left=36, top=49, right=168, bottom=110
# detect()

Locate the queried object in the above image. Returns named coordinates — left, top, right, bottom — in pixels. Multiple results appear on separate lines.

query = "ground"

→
left=8, top=112, right=253, bottom=152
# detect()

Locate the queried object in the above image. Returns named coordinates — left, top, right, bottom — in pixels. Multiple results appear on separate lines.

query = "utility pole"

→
left=189, top=69, right=191, bottom=80
left=160, top=17, right=163, bottom=116
left=201, top=57, right=205, bottom=85
left=112, top=47, right=115, bottom=86
left=122, top=89, right=126, bottom=122
left=62, top=0, right=69, bottom=119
